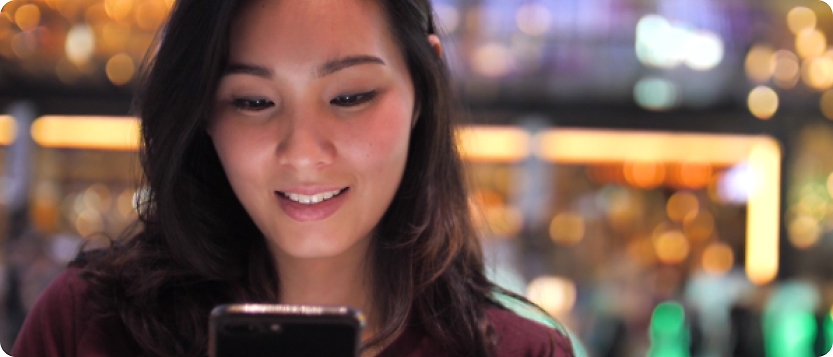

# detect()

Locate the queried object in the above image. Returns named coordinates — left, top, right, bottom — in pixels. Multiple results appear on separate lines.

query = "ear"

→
left=428, top=34, right=443, bottom=58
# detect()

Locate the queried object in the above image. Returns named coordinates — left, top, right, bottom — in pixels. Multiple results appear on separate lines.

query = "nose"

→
left=275, top=110, right=335, bottom=170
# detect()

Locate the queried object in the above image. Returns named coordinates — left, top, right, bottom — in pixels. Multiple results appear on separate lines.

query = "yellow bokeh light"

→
left=748, top=86, right=779, bottom=119
left=702, top=242, right=734, bottom=275
left=104, top=0, right=134, bottom=21
left=623, top=161, right=665, bottom=188
left=527, top=276, right=577, bottom=315
left=101, top=22, right=132, bottom=52
left=826, top=172, right=833, bottom=198
left=457, top=126, right=530, bottom=163
left=75, top=209, right=103, bottom=238
left=106, top=53, right=135, bottom=85
left=549, top=212, right=586, bottom=245
left=0, top=115, right=16, bottom=145
left=676, top=162, right=712, bottom=188
left=14, top=3, right=39, bottom=32
left=789, top=214, right=821, bottom=249
left=773, top=50, right=801, bottom=88
left=684, top=211, right=715, bottom=241
left=85, top=3, right=108, bottom=25
left=654, top=230, right=690, bottom=264
left=31, top=116, right=140, bottom=150
left=796, top=29, right=827, bottom=59
left=802, top=56, right=833, bottom=90
left=746, top=139, right=781, bottom=285
left=787, top=7, right=817, bottom=35
left=821, top=90, right=833, bottom=120
left=135, top=0, right=166, bottom=31
left=667, top=191, right=699, bottom=222
left=746, top=45, right=776, bottom=83
left=0, top=12, right=12, bottom=40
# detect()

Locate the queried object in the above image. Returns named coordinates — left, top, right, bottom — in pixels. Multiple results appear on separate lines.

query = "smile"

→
left=277, top=188, right=348, bottom=205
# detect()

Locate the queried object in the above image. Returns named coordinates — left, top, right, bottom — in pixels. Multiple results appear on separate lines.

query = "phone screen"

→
left=210, top=304, right=363, bottom=357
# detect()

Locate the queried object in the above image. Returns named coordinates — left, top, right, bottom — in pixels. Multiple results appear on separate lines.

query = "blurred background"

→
left=0, top=0, right=830, bottom=356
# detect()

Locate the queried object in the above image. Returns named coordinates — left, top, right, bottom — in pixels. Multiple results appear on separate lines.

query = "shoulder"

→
left=486, top=307, right=575, bottom=357
left=12, top=267, right=87, bottom=356
left=12, top=266, right=141, bottom=357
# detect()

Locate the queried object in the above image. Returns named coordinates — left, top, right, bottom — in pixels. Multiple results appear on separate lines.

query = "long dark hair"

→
left=77, top=0, right=504, bottom=356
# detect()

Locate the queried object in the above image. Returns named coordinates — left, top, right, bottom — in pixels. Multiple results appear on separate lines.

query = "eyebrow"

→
left=223, top=55, right=386, bottom=79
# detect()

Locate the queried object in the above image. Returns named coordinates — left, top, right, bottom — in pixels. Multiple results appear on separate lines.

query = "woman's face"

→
left=209, top=0, right=414, bottom=261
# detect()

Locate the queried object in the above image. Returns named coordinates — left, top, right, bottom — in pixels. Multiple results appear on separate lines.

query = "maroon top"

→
left=13, top=268, right=575, bottom=357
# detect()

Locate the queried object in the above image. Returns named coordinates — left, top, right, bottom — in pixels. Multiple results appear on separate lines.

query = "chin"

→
left=270, top=234, right=365, bottom=260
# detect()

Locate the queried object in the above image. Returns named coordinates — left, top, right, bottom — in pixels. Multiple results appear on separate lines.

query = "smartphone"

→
left=209, top=304, right=365, bottom=357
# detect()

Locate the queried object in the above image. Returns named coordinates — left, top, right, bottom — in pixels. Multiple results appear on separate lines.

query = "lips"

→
left=276, top=188, right=348, bottom=205
left=274, top=187, right=350, bottom=222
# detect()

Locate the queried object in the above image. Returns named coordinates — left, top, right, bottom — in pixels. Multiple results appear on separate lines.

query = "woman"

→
left=13, top=0, right=580, bottom=356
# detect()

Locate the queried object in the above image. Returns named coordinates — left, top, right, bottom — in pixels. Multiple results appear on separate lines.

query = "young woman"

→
left=12, top=0, right=581, bottom=356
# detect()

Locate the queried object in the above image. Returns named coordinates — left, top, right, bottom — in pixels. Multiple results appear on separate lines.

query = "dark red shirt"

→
left=13, top=268, right=575, bottom=357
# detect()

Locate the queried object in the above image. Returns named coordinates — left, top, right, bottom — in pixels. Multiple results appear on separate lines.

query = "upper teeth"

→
left=284, top=189, right=344, bottom=205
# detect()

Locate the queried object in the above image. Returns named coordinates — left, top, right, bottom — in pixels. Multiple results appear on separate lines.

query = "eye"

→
left=232, top=98, right=275, bottom=111
left=330, top=91, right=377, bottom=107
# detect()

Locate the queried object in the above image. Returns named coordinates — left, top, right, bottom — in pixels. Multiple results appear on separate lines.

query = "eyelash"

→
left=231, top=98, right=274, bottom=112
left=229, top=90, right=377, bottom=112
left=330, top=91, right=377, bottom=107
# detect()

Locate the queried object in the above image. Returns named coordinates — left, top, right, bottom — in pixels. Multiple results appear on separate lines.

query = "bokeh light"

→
left=748, top=86, right=779, bottom=119
left=104, top=0, right=134, bottom=22
left=821, top=90, right=833, bottom=120
left=789, top=214, right=821, bottom=249
left=796, top=29, right=827, bottom=59
left=65, top=24, right=95, bottom=65
left=634, top=77, right=679, bottom=111
left=549, top=212, right=586, bottom=246
left=667, top=191, right=699, bottom=222
left=14, top=3, right=39, bottom=32
left=624, top=161, right=665, bottom=188
left=526, top=276, right=577, bottom=315
left=684, top=31, right=724, bottom=71
left=471, top=42, right=513, bottom=78
left=773, top=50, right=801, bottom=88
left=515, top=3, right=551, bottom=36
left=654, top=230, right=690, bottom=264
left=745, top=44, right=776, bottom=83
left=683, top=211, right=715, bottom=241
left=787, top=7, right=817, bottom=35
left=701, top=241, right=734, bottom=275
left=135, top=0, right=166, bottom=31
left=106, top=53, right=135, bottom=85
left=802, top=56, right=833, bottom=90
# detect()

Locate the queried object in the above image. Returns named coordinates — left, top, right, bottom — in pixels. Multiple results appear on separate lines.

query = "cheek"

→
left=346, top=100, right=412, bottom=173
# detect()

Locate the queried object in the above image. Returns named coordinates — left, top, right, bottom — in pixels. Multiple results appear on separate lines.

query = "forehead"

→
left=229, top=0, right=395, bottom=64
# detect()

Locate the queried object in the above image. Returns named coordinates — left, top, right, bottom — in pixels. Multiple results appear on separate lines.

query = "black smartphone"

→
left=209, top=304, right=365, bottom=357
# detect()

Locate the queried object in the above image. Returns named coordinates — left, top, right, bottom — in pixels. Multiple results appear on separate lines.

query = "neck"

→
left=272, top=241, right=378, bottom=338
